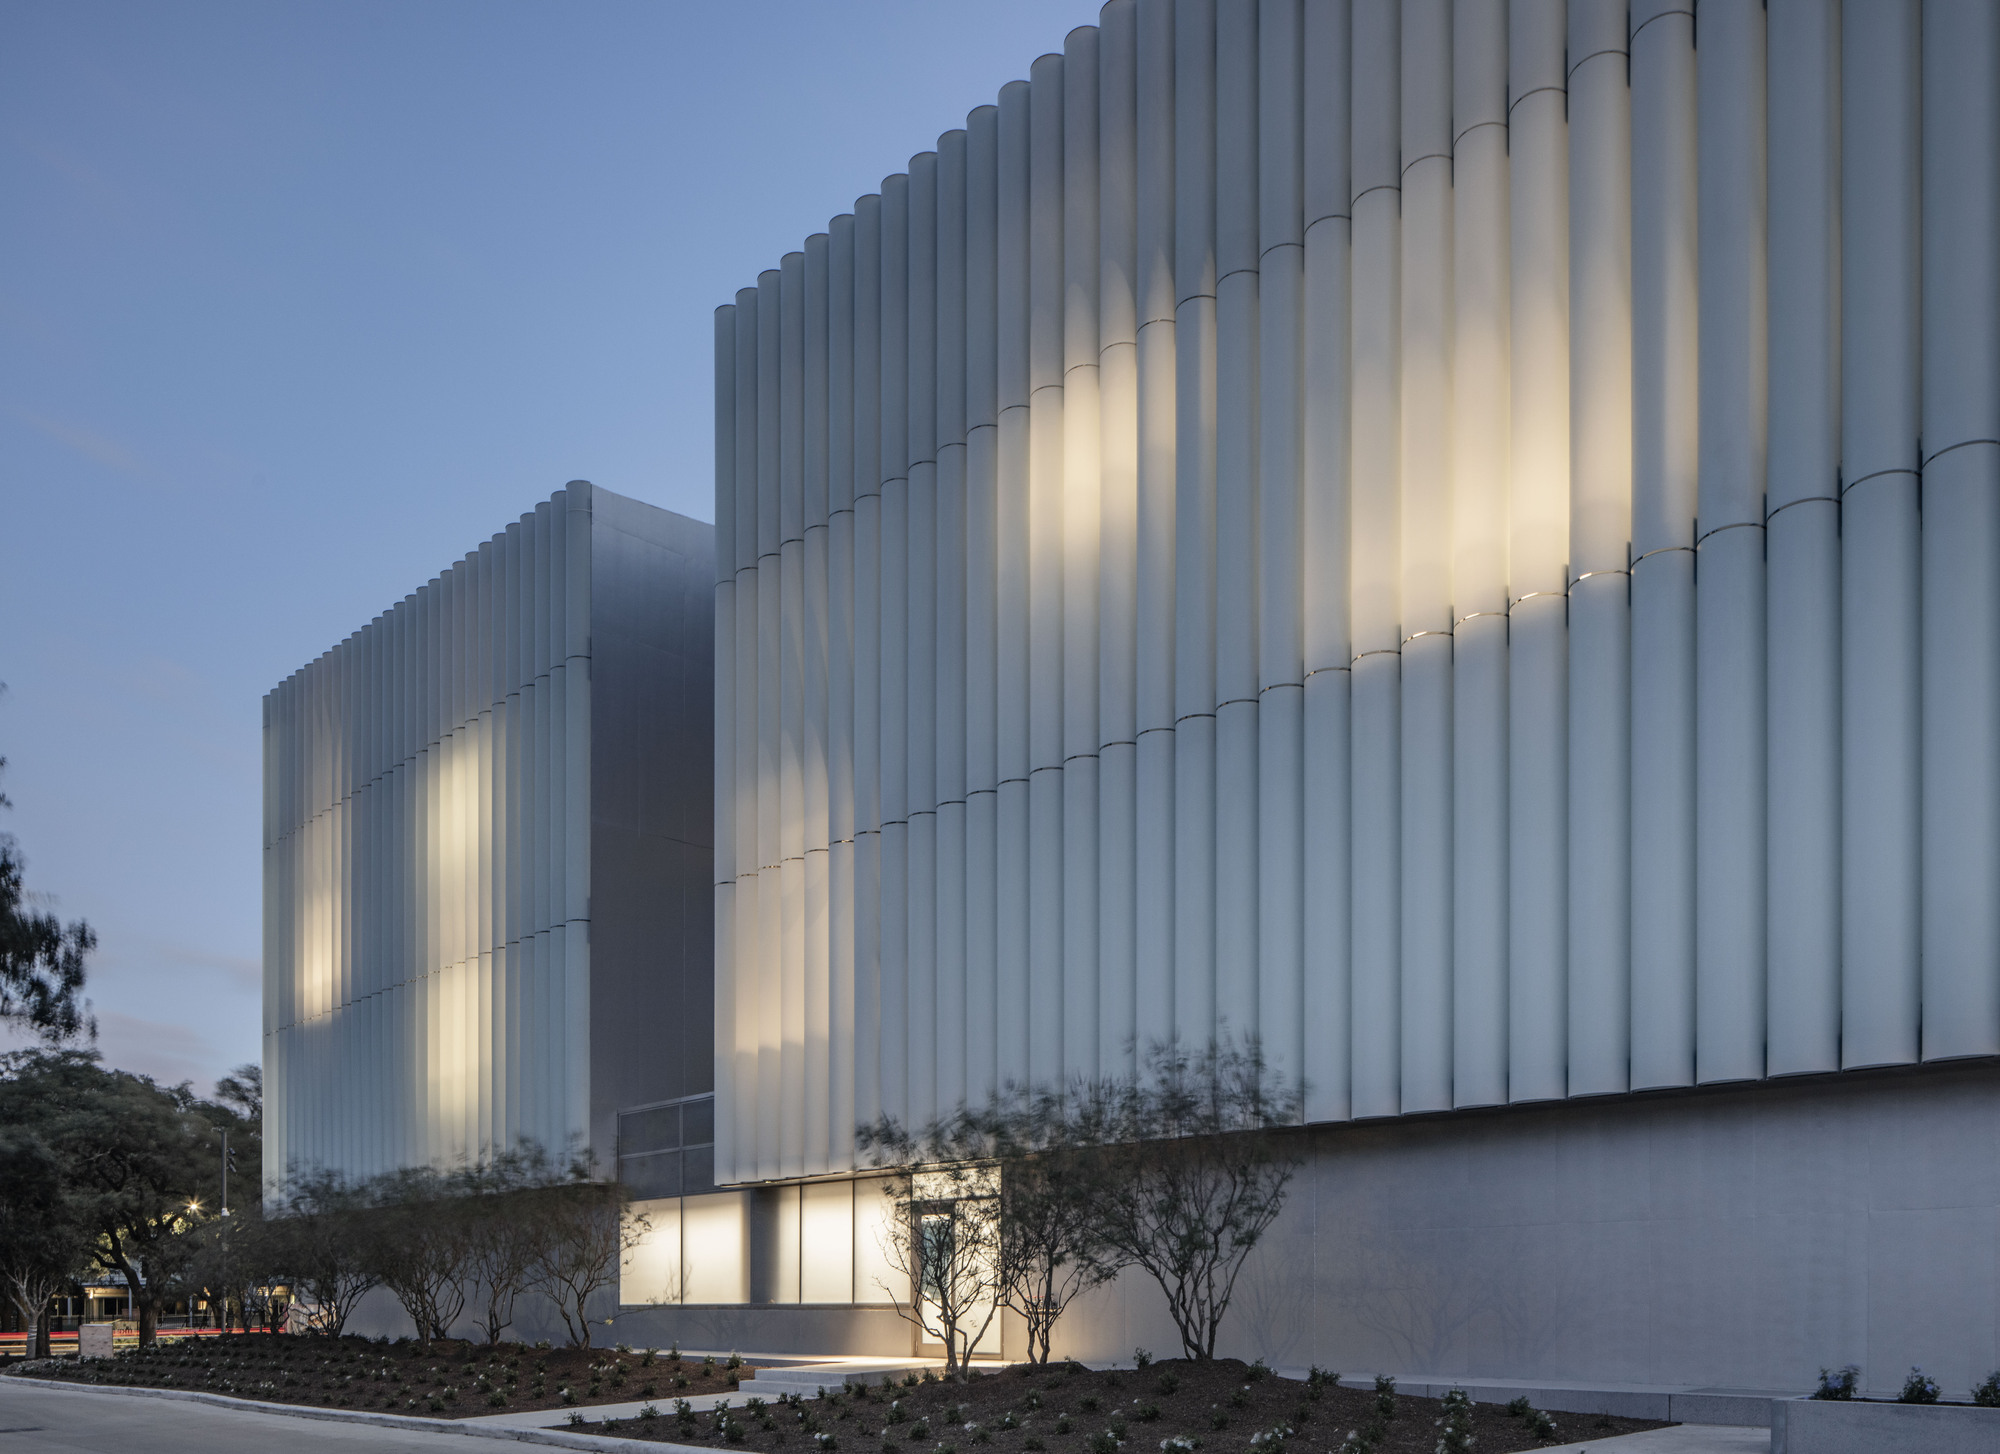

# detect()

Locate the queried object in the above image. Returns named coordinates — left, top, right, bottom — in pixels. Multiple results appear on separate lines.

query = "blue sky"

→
left=1, top=0, right=1103, bottom=1093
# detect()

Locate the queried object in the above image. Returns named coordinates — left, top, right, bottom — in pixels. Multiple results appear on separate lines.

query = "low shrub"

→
left=1813, top=1366, right=1859, bottom=1401
left=1898, top=1368, right=1940, bottom=1405
left=1434, top=1388, right=1474, bottom=1454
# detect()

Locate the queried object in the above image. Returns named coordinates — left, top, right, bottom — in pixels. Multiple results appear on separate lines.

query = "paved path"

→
left=0, top=1378, right=475, bottom=1454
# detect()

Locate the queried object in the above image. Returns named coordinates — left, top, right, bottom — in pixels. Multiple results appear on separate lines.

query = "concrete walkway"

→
left=0, top=1378, right=482, bottom=1454
left=1543, top=1427, right=1769, bottom=1454
left=459, top=1357, right=946, bottom=1429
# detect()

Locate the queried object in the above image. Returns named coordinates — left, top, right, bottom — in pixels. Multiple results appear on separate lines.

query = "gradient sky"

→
left=1, top=0, right=1104, bottom=1092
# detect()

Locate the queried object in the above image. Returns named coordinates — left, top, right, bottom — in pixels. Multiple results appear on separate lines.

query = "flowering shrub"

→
left=1898, top=1367, right=1940, bottom=1404
left=1433, top=1388, right=1474, bottom=1454
left=1973, top=1371, right=2000, bottom=1407
left=1813, top=1366, right=1859, bottom=1400
left=1372, top=1376, right=1398, bottom=1422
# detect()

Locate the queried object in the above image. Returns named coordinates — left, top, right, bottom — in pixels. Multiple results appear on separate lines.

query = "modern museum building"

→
left=270, top=0, right=2000, bottom=1400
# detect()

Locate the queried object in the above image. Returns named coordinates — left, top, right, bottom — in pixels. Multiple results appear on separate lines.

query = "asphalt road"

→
left=0, top=1380, right=484, bottom=1454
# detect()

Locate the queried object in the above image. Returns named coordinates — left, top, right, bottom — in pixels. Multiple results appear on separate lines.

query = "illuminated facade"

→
left=704, top=0, right=2000, bottom=1395
left=263, top=483, right=715, bottom=1193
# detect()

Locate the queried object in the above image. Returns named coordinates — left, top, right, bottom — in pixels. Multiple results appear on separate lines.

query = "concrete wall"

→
left=1062, top=1059, right=2000, bottom=1398
left=610, top=1060, right=2000, bottom=1395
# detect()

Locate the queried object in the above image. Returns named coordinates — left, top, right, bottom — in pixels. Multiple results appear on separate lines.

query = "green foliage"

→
left=0, top=1123, right=92, bottom=1356
left=1812, top=1366, right=1859, bottom=1400
left=1898, top=1367, right=1940, bottom=1404
left=0, top=755, right=95, bottom=1045
left=1372, top=1375, right=1397, bottom=1422
left=1972, top=1371, right=2000, bottom=1407
left=0, top=1048, right=257, bottom=1344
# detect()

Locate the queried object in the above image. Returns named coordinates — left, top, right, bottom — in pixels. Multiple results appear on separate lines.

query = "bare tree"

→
left=368, top=1167, right=476, bottom=1343
left=525, top=1175, right=645, bottom=1349
left=463, top=1146, right=554, bottom=1344
left=861, top=1117, right=1004, bottom=1378
left=279, top=1169, right=380, bottom=1337
left=1090, top=1038, right=1304, bottom=1360
left=972, top=1089, right=1123, bottom=1365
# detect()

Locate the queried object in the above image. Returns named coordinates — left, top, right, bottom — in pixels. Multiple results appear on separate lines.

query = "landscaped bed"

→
left=4, top=1333, right=761, bottom=1418
left=568, top=1358, right=1671, bottom=1453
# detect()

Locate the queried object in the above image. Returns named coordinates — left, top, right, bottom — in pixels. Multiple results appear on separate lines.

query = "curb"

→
left=0, top=1373, right=714, bottom=1452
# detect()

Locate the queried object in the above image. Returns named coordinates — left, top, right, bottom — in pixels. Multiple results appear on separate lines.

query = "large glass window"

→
left=617, top=1093, right=716, bottom=1200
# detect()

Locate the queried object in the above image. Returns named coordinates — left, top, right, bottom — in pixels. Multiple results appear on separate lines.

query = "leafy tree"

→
left=0, top=1125, right=92, bottom=1358
left=0, top=755, right=95, bottom=1044
left=1090, top=1039, right=1304, bottom=1360
left=213, top=1064, right=262, bottom=1124
left=860, top=1116, right=1004, bottom=1378
left=0, top=1050, right=225, bottom=1346
left=167, top=1064, right=265, bottom=1332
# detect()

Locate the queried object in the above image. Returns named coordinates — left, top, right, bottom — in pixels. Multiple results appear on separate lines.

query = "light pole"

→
left=218, top=1127, right=232, bottom=1334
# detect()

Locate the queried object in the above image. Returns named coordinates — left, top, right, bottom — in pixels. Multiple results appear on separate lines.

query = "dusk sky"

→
left=1, top=0, right=1102, bottom=1093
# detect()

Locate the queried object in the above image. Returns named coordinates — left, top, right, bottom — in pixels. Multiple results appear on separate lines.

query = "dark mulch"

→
left=6, top=1333, right=761, bottom=1418
left=585, top=1358, right=1671, bottom=1452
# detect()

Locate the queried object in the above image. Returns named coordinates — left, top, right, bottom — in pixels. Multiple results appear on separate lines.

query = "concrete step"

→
left=743, top=1363, right=941, bottom=1399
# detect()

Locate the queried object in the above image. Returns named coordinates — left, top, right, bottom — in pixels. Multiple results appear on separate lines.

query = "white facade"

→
left=713, top=0, right=2000, bottom=1178
left=265, top=483, right=715, bottom=1194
